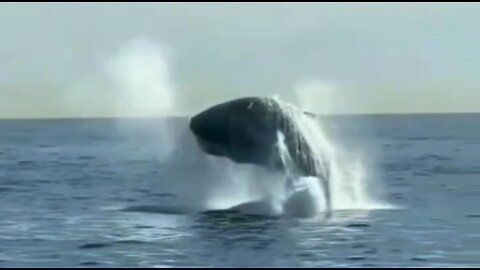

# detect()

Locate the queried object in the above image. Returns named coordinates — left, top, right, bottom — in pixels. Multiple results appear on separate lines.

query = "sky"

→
left=1, top=3, right=480, bottom=118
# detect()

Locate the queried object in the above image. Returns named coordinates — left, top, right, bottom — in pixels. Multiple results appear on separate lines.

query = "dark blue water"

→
left=1, top=114, right=479, bottom=267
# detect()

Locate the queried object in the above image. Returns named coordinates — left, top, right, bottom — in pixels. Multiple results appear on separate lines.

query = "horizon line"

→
left=1, top=111, right=480, bottom=121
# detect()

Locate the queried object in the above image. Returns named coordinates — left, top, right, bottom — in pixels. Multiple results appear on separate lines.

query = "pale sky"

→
left=1, top=3, right=480, bottom=118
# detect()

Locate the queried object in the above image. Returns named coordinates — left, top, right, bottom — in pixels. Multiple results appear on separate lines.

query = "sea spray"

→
left=105, top=37, right=175, bottom=117
left=103, top=37, right=178, bottom=162
left=294, top=80, right=388, bottom=210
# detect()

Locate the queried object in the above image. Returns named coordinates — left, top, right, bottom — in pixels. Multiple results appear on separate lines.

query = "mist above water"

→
left=103, top=37, right=179, bottom=162
left=104, top=37, right=176, bottom=118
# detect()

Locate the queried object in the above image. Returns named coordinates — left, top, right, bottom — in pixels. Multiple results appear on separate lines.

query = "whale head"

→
left=189, top=97, right=280, bottom=165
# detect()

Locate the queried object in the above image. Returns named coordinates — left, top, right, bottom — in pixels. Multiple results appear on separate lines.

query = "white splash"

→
left=292, top=80, right=393, bottom=211
left=158, top=93, right=392, bottom=217
left=168, top=97, right=390, bottom=217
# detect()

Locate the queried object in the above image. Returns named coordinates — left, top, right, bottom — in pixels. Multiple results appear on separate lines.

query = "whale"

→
left=189, top=96, right=331, bottom=212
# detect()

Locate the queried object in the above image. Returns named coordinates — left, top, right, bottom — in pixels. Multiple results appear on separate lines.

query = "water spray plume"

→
left=104, top=37, right=176, bottom=118
left=103, top=37, right=178, bottom=162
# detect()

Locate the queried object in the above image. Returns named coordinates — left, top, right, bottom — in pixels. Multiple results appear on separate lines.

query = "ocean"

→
left=0, top=114, right=479, bottom=267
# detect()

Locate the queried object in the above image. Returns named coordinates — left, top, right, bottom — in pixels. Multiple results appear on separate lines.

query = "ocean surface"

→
left=1, top=114, right=480, bottom=267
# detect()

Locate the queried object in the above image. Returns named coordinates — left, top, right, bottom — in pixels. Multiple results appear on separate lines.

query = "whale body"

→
left=189, top=97, right=331, bottom=211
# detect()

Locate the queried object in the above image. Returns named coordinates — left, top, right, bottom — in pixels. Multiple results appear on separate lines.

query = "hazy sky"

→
left=1, top=3, right=480, bottom=118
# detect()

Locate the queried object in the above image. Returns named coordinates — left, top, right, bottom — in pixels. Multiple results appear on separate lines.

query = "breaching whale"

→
left=189, top=96, right=331, bottom=212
